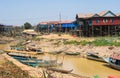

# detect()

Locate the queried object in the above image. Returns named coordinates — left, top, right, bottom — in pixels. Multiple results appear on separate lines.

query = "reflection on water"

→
left=38, top=54, right=120, bottom=78
left=0, top=44, right=120, bottom=78
left=0, top=44, right=7, bottom=50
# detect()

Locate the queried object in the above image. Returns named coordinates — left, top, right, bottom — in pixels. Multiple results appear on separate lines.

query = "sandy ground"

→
left=23, top=33, right=120, bottom=78
left=3, top=33, right=120, bottom=78
left=28, top=33, right=120, bottom=57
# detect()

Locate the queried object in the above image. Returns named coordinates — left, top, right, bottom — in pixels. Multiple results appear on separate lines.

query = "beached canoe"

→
left=5, top=50, right=44, bottom=55
left=103, top=56, right=120, bottom=70
left=86, top=52, right=105, bottom=62
left=47, top=67, right=73, bottom=74
left=65, top=52, right=80, bottom=55
left=0, top=41, right=7, bottom=44
left=49, top=50, right=62, bottom=54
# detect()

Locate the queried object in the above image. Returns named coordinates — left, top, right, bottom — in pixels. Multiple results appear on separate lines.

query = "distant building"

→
left=48, top=21, right=59, bottom=32
left=59, top=20, right=77, bottom=32
left=36, top=22, right=48, bottom=33
left=36, top=20, right=77, bottom=33
left=0, top=24, right=4, bottom=33
left=0, top=24, right=13, bottom=36
left=76, top=10, right=120, bottom=36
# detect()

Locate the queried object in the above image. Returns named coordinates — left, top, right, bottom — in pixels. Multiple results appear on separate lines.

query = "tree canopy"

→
left=24, top=22, right=32, bottom=29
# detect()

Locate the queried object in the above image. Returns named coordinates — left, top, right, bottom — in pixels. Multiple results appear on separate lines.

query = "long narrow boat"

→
left=47, top=67, right=73, bottom=74
left=103, top=55, right=120, bottom=70
left=49, top=48, right=67, bottom=55
left=5, top=50, right=44, bottom=55
left=49, top=50, right=62, bottom=55
left=86, top=52, right=105, bottom=62
left=65, top=52, right=80, bottom=55
left=7, top=52, right=37, bottom=60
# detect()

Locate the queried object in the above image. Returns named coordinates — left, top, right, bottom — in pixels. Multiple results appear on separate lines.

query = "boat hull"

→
left=103, top=58, right=120, bottom=70
left=65, top=52, right=80, bottom=55
left=109, top=62, right=120, bottom=70
left=87, top=55, right=105, bottom=62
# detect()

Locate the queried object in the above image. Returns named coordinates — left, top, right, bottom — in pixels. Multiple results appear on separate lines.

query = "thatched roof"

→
left=23, top=29, right=38, bottom=36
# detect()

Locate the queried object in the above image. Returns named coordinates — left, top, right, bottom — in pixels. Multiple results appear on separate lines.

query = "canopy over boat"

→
left=110, top=54, right=120, bottom=60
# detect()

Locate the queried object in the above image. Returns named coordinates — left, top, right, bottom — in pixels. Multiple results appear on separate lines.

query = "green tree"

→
left=24, top=22, right=32, bottom=29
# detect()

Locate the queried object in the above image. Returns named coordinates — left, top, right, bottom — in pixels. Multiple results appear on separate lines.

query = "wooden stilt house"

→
left=76, top=10, right=120, bottom=37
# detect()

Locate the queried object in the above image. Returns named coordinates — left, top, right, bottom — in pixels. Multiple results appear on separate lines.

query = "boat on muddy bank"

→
left=103, top=54, right=120, bottom=70
left=86, top=52, right=105, bottom=62
left=64, top=52, right=80, bottom=55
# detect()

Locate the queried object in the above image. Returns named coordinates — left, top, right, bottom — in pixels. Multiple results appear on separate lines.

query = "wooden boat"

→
left=47, top=67, right=73, bottom=74
left=5, top=50, right=44, bottom=55
left=49, top=48, right=67, bottom=55
left=49, top=50, right=62, bottom=54
left=7, top=52, right=37, bottom=60
left=86, top=52, right=105, bottom=62
left=103, top=55, right=120, bottom=70
left=65, top=52, right=80, bottom=55
left=35, top=49, right=44, bottom=54
left=0, top=41, right=7, bottom=44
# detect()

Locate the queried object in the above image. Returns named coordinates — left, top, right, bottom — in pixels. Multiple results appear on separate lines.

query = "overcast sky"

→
left=0, top=0, right=120, bottom=25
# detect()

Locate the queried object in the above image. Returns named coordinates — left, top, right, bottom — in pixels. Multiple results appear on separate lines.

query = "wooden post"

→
left=92, top=26, right=94, bottom=37
left=100, top=26, right=102, bottom=36
left=115, top=26, right=116, bottom=36
left=108, top=26, right=110, bottom=36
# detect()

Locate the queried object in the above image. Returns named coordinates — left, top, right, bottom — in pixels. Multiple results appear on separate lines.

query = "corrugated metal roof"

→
left=98, top=10, right=116, bottom=16
left=77, top=13, right=99, bottom=18
left=59, top=20, right=73, bottom=24
left=49, top=21, right=59, bottom=24
left=116, top=13, right=120, bottom=16
left=76, top=10, right=118, bottom=19
left=98, top=10, right=109, bottom=16
left=39, top=22, right=48, bottom=25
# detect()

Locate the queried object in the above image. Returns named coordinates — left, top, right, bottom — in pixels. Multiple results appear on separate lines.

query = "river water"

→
left=0, top=44, right=120, bottom=78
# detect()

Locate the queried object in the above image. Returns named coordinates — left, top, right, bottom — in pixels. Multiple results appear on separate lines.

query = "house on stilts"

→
left=76, top=10, right=120, bottom=37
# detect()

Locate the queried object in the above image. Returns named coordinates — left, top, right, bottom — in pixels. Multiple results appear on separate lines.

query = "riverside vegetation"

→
left=63, top=37, right=120, bottom=46
left=0, top=56, right=32, bottom=78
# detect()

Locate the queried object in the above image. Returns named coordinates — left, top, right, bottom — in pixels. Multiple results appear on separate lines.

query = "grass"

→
left=32, top=37, right=45, bottom=41
left=63, top=37, right=120, bottom=46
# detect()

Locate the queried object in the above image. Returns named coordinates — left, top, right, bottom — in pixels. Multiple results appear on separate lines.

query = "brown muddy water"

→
left=0, top=44, right=120, bottom=78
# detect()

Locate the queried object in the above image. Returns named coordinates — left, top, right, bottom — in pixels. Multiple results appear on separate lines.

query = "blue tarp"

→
left=61, top=23, right=76, bottom=28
